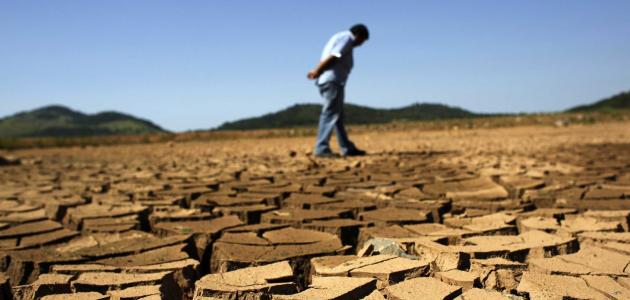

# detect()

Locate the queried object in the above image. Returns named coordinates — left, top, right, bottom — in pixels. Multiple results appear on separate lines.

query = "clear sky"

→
left=1, top=1, right=629, bottom=131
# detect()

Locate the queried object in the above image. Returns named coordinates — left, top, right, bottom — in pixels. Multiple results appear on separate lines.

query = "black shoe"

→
left=344, top=149, right=366, bottom=157
left=314, top=151, right=340, bottom=158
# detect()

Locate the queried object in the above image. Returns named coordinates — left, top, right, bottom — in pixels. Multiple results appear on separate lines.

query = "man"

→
left=307, top=24, right=369, bottom=157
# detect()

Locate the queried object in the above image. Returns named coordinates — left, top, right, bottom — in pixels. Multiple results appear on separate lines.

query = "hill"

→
left=0, top=105, right=167, bottom=138
left=217, top=102, right=477, bottom=130
left=568, top=91, right=630, bottom=112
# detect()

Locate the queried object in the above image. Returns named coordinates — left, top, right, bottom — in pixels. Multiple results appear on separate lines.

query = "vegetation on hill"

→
left=2, top=89, right=629, bottom=149
left=218, top=102, right=477, bottom=130
left=567, top=91, right=630, bottom=112
left=0, top=105, right=166, bottom=138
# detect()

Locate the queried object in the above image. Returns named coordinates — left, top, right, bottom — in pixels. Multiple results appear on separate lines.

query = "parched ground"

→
left=1, top=122, right=630, bottom=299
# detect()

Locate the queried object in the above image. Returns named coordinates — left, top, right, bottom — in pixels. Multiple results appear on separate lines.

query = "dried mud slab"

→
left=2, top=247, right=85, bottom=285
left=12, top=273, right=73, bottom=299
left=148, top=206, right=215, bottom=220
left=260, top=208, right=349, bottom=227
left=424, top=177, right=509, bottom=201
left=64, top=204, right=149, bottom=231
left=0, top=208, right=48, bottom=225
left=578, top=231, right=630, bottom=254
left=581, top=275, right=630, bottom=300
left=40, top=292, right=108, bottom=300
left=454, top=288, right=514, bottom=300
left=528, top=245, right=630, bottom=276
left=384, top=277, right=462, bottom=300
left=107, top=284, right=162, bottom=299
left=443, top=212, right=518, bottom=236
left=0, top=220, right=79, bottom=251
left=72, top=271, right=182, bottom=299
left=558, top=216, right=623, bottom=236
left=274, top=276, right=376, bottom=300
left=358, top=207, right=432, bottom=226
left=469, top=258, right=526, bottom=291
left=71, top=233, right=194, bottom=261
left=465, top=230, right=578, bottom=260
left=435, top=270, right=480, bottom=292
left=349, top=257, right=429, bottom=289
left=153, top=215, right=243, bottom=267
left=194, top=261, right=296, bottom=299
left=316, top=199, right=377, bottom=219
left=311, top=255, right=429, bottom=289
left=283, top=193, right=342, bottom=209
left=516, top=272, right=607, bottom=299
left=301, top=219, right=369, bottom=248
left=210, top=227, right=343, bottom=279
left=213, top=204, right=278, bottom=224
left=311, top=255, right=395, bottom=277
left=583, top=210, right=630, bottom=231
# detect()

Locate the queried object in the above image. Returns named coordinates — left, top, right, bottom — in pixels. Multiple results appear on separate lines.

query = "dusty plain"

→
left=1, top=121, right=630, bottom=299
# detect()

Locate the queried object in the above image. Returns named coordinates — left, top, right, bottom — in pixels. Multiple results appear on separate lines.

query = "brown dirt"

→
left=1, top=122, right=630, bottom=299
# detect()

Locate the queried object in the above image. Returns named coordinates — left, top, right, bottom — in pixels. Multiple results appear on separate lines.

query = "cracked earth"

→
left=1, top=122, right=630, bottom=299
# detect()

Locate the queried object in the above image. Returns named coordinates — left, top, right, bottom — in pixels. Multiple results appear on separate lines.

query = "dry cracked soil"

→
left=1, top=122, right=630, bottom=299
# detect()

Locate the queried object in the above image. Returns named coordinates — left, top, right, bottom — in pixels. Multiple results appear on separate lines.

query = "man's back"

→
left=317, top=31, right=355, bottom=86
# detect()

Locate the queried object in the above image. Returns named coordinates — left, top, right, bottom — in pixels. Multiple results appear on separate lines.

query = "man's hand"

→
left=306, top=55, right=337, bottom=80
left=307, top=69, right=320, bottom=80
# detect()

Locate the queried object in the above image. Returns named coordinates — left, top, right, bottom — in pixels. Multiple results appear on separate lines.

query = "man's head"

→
left=350, top=24, right=369, bottom=47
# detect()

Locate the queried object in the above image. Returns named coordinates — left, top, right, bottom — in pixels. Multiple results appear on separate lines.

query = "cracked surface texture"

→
left=1, top=122, right=630, bottom=299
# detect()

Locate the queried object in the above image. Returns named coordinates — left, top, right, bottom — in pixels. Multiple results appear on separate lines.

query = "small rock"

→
left=358, top=238, right=417, bottom=259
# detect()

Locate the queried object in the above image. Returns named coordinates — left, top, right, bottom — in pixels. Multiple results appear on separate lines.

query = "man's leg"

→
left=332, top=85, right=357, bottom=155
left=314, top=82, right=341, bottom=155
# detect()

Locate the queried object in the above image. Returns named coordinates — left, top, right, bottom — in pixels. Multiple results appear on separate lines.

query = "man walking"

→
left=307, top=24, right=369, bottom=157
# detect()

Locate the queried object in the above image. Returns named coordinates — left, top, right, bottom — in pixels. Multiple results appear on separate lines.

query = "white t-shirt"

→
left=317, top=31, right=355, bottom=86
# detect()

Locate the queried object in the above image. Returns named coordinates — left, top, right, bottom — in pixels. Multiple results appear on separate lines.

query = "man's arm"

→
left=307, top=54, right=337, bottom=80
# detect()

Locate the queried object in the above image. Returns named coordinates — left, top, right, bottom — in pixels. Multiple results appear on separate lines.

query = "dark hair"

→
left=350, top=24, right=369, bottom=40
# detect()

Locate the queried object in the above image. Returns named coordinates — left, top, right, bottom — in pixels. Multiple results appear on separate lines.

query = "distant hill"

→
left=218, top=102, right=477, bottom=130
left=568, top=91, right=630, bottom=112
left=0, top=105, right=166, bottom=138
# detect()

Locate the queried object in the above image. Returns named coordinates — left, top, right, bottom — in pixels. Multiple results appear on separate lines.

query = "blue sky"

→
left=1, top=1, right=629, bottom=131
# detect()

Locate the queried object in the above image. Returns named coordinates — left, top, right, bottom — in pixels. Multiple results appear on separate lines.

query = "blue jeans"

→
left=314, top=82, right=357, bottom=155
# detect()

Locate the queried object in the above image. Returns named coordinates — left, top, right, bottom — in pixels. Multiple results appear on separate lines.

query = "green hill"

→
left=0, top=105, right=167, bottom=138
left=217, top=102, right=477, bottom=130
left=568, top=91, right=630, bottom=112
